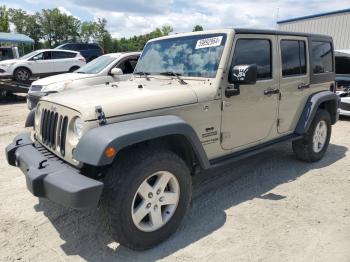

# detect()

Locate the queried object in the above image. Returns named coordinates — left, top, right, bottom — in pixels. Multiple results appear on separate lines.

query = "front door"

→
left=30, top=51, right=53, bottom=75
left=277, top=36, right=310, bottom=133
left=221, top=35, right=279, bottom=150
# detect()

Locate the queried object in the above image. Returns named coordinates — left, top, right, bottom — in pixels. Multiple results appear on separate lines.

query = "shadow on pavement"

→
left=34, top=142, right=347, bottom=261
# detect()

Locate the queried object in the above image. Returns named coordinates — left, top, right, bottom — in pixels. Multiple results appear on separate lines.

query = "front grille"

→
left=40, top=109, right=68, bottom=155
left=340, top=101, right=350, bottom=111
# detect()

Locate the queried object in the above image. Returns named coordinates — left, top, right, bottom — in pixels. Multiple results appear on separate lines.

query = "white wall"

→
left=278, top=12, right=350, bottom=50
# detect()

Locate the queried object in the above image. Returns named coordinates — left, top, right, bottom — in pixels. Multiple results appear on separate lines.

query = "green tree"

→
left=0, top=5, right=10, bottom=32
left=8, top=8, right=42, bottom=48
left=192, top=25, right=203, bottom=31
left=39, top=8, right=81, bottom=47
left=161, top=25, right=173, bottom=36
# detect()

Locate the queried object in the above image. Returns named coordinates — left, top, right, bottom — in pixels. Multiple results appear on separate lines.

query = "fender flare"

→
left=74, top=115, right=210, bottom=168
left=25, top=109, right=35, bottom=128
left=295, top=91, right=339, bottom=135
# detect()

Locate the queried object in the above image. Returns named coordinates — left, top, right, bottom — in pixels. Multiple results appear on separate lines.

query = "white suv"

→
left=27, top=52, right=140, bottom=109
left=0, top=49, right=86, bottom=82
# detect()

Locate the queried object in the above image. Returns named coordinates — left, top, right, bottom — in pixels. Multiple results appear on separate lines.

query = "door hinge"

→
left=278, top=92, right=282, bottom=100
left=277, top=118, right=280, bottom=127
left=220, top=132, right=231, bottom=142
left=221, top=101, right=231, bottom=111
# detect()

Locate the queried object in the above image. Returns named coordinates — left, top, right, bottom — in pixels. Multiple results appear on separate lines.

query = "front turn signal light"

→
left=105, top=147, right=117, bottom=158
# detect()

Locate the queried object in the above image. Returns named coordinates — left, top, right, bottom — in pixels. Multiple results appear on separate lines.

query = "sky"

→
left=3, top=0, right=350, bottom=38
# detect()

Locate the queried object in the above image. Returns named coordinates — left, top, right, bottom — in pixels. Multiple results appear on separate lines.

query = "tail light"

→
left=79, top=57, right=86, bottom=63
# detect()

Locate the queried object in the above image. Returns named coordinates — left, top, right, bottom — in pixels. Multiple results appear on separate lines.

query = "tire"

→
left=292, top=109, right=331, bottom=162
left=69, top=66, right=80, bottom=72
left=14, top=67, right=31, bottom=82
left=101, top=147, right=192, bottom=250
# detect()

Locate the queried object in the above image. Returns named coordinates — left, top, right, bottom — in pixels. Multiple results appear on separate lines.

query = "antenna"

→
left=276, top=7, right=280, bottom=28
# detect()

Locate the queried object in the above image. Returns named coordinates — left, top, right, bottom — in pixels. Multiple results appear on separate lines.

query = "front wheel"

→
left=292, top=109, right=331, bottom=162
left=101, top=148, right=192, bottom=250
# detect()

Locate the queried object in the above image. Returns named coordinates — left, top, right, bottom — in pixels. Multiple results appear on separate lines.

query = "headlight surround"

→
left=35, top=103, right=42, bottom=126
left=73, top=117, right=83, bottom=139
left=1, top=62, right=15, bottom=67
left=41, top=81, right=73, bottom=92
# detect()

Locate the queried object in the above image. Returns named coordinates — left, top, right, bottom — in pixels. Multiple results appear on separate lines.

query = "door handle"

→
left=264, top=88, right=280, bottom=95
left=298, top=83, right=310, bottom=90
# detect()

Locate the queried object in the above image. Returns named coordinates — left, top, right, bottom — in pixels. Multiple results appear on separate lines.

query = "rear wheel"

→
left=14, top=68, right=31, bottom=82
left=292, top=109, right=331, bottom=162
left=101, top=147, right=192, bottom=250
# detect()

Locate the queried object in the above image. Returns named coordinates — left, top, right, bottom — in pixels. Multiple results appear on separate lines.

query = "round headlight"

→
left=73, top=117, right=83, bottom=139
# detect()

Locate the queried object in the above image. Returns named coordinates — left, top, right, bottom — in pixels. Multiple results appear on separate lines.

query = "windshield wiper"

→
left=159, top=71, right=187, bottom=85
left=134, top=71, right=151, bottom=81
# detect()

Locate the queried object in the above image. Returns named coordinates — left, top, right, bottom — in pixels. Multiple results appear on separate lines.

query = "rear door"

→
left=277, top=36, right=309, bottom=133
left=51, top=51, right=77, bottom=72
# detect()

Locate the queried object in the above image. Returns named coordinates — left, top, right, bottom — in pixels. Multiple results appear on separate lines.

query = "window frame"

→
left=280, top=39, right=307, bottom=78
left=231, top=38, right=273, bottom=81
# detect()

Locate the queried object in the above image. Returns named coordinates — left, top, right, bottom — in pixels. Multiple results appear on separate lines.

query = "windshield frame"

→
left=134, top=33, right=228, bottom=79
left=76, top=54, right=119, bottom=74
left=20, top=50, right=42, bottom=60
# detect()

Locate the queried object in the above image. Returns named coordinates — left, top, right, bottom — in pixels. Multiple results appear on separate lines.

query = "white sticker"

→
left=195, top=36, right=223, bottom=49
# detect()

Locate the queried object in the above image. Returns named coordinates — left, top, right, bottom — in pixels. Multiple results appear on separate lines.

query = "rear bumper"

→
left=5, top=133, right=103, bottom=209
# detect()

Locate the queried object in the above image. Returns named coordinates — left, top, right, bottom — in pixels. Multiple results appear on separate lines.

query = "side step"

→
left=209, top=134, right=302, bottom=169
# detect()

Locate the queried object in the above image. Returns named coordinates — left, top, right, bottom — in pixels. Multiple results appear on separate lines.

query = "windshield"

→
left=20, top=50, right=41, bottom=60
left=134, top=34, right=227, bottom=78
left=76, top=55, right=117, bottom=74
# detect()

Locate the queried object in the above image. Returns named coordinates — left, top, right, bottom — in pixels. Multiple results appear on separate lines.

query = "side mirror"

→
left=110, top=68, right=123, bottom=76
left=229, top=64, right=257, bottom=85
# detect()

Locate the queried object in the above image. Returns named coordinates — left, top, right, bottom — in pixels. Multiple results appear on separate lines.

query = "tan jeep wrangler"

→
left=6, top=28, right=339, bottom=250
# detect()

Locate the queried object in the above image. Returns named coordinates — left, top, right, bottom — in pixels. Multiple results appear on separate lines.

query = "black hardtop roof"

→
left=234, top=28, right=333, bottom=40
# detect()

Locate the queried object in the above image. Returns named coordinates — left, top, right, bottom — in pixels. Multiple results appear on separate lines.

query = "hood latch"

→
left=95, top=106, right=107, bottom=126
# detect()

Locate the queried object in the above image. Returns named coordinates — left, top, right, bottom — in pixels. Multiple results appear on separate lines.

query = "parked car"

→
left=55, top=43, right=103, bottom=62
left=6, top=29, right=339, bottom=250
left=26, top=52, right=140, bottom=110
left=0, top=49, right=86, bottom=82
left=335, top=50, right=350, bottom=116
left=0, top=46, right=19, bottom=61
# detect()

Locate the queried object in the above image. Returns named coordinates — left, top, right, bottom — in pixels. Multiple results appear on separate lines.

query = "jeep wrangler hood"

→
left=42, top=80, right=198, bottom=120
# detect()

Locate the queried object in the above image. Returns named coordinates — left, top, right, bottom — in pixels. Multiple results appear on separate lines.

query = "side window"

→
left=52, top=51, right=76, bottom=59
left=312, top=41, right=333, bottom=74
left=32, top=52, right=43, bottom=60
left=281, top=40, right=306, bottom=77
left=232, top=39, right=272, bottom=80
left=117, top=58, right=138, bottom=74
left=42, top=52, right=51, bottom=60
left=335, top=56, right=350, bottom=74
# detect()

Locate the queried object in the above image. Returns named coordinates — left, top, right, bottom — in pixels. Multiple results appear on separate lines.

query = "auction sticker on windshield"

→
left=195, top=36, right=223, bottom=49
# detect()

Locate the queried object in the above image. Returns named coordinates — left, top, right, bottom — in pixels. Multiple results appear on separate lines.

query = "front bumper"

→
left=5, top=133, right=103, bottom=209
left=339, top=99, right=350, bottom=116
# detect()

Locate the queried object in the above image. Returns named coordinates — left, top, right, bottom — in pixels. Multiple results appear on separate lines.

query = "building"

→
left=277, top=9, right=350, bottom=50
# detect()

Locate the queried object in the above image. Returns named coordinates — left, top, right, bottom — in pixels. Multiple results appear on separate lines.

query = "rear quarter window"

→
left=312, top=41, right=333, bottom=74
